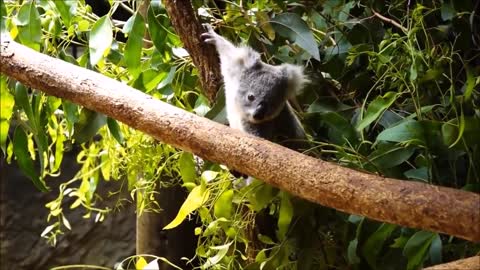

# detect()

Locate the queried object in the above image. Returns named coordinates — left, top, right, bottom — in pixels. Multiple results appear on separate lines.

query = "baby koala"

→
left=201, top=24, right=308, bottom=150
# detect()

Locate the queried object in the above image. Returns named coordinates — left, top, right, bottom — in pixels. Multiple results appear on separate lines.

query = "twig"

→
left=372, top=9, right=408, bottom=33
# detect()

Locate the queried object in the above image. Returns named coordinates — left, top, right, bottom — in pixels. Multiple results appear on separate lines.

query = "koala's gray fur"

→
left=201, top=24, right=308, bottom=150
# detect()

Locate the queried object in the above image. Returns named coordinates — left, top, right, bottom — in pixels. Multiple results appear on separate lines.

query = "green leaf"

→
left=347, top=239, right=361, bottom=264
left=202, top=242, right=232, bottom=268
left=441, top=1, right=456, bottom=21
left=73, top=110, right=107, bottom=143
left=0, top=0, right=7, bottom=33
left=147, top=3, right=168, bottom=52
left=357, top=92, right=399, bottom=131
left=53, top=125, right=64, bottom=173
left=320, top=112, right=358, bottom=145
left=248, top=182, right=275, bottom=211
left=404, top=167, right=429, bottom=181
left=429, top=234, right=442, bottom=265
left=193, top=95, right=210, bottom=116
left=214, top=189, right=234, bottom=219
left=442, top=116, right=480, bottom=147
left=124, top=12, right=145, bottom=79
left=107, top=117, right=124, bottom=144
left=13, top=127, right=47, bottom=191
left=463, top=67, right=475, bottom=101
left=376, top=120, right=424, bottom=143
left=16, top=1, right=41, bottom=50
left=164, top=185, right=210, bottom=229
left=54, top=1, right=76, bottom=26
left=89, top=16, right=113, bottom=66
left=271, top=13, right=320, bottom=60
left=14, top=83, right=35, bottom=127
left=369, top=144, right=415, bottom=169
left=403, top=231, right=435, bottom=270
left=362, top=223, right=397, bottom=269
left=0, top=76, right=14, bottom=152
left=179, top=152, right=197, bottom=184
left=277, top=192, right=293, bottom=241
left=204, top=88, right=227, bottom=124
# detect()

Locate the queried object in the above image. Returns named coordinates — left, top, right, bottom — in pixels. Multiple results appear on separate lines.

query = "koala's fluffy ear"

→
left=280, top=64, right=309, bottom=97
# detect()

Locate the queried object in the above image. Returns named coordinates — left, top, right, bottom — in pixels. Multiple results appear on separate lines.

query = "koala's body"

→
left=202, top=25, right=308, bottom=149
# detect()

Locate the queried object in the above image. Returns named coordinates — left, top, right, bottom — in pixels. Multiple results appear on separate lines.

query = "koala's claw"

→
left=201, top=23, right=217, bottom=44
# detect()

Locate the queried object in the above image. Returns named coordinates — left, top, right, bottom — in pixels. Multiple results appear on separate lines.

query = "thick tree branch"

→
left=1, top=38, right=479, bottom=242
left=423, top=256, right=480, bottom=270
left=163, top=0, right=222, bottom=103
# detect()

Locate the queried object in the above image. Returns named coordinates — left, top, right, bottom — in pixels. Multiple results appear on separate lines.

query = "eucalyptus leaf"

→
left=13, top=127, right=47, bottom=191
left=16, top=1, right=41, bottom=50
left=403, top=231, right=435, bottom=270
left=89, top=16, right=113, bottom=66
left=124, top=12, right=145, bottom=79
left=357, top=92, right=399, bottom=131
left=271, top=13, right=320, bottom=60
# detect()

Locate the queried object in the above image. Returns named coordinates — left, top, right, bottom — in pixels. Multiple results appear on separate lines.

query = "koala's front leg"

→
left=201, top=24, right=237, bottom=58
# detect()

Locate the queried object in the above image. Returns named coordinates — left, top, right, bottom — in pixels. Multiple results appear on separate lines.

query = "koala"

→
left=201, top=24, right=308, bottom=150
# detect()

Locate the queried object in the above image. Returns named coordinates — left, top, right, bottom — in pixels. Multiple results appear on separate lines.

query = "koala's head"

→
left=237, top=63, right=290, bottom=123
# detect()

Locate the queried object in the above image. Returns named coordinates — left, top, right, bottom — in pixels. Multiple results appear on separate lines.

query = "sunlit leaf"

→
left=179, top=152, right=197, bottom=184
left=0, top=76, right=14, bottom=152
left=124, top=12, right=145, bottom=79
left=203, top=242, right=232, bottom=268
left=16, top=1, right=41, bottom=50
left=135, top=257, right=148, bottom=269
left=163, top=185, right=210, bottom=229
left=277, top=192, right=293, bottom=241
left=54, top=1, right=76, bottom=26
left=89, top=15, right=113, bottom=66
left=0, top=0, right=7, bottom=33
left=142, top=259, right=159, bottom=270
left=214, top=189, right=233, bottom=219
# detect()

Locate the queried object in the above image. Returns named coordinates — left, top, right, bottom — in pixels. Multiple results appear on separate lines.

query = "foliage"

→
left=1, top=0, right=479, bottom=269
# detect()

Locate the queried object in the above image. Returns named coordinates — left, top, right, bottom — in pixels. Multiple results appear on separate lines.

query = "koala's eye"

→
left=247, top=94, right=255, bottom=102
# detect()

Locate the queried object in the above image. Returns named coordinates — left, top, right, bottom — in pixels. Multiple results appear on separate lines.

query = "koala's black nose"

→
left=253, top=101, right=267, bottom=120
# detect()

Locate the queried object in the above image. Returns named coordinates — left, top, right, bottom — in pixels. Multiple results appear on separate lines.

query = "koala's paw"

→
left=200, top=23, right=217, bottom=44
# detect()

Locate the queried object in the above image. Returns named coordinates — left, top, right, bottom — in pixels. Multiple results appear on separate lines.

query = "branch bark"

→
left=1, top=37, right=479, bottom=243
left=423, top=256, right=480, bottom=270
left=163, top=0, right=222, bottom=103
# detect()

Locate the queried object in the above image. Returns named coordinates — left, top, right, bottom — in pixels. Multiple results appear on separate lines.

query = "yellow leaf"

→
left=135, top=257, right=148, bottom=269
left=163, top=185, right=210, bottom=230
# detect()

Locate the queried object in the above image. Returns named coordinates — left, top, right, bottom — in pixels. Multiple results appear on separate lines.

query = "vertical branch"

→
left=163, top=0, right=222, bottom=103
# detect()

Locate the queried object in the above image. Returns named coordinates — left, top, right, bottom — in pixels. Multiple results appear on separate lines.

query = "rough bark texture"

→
left=163, top=0, right=221, bottom=103
left=1, top=38, right=479, bottom=243
left=423, top=256, right=480, bottom=270
left=136, top=185, right=197, bottom=269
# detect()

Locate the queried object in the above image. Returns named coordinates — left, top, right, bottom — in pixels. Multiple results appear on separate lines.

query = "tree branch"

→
left=1, top=37, right=479, bottom=242
left=163, top=0, right=222, bottom=103
left=423, top=256, right=480, bottom=270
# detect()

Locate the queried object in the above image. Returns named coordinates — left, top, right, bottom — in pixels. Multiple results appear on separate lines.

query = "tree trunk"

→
left=134, top=2, right=197, bottom=267
left=163, top=0, right=222, bottom=103
left=1, top=37, right=479, bottom=243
